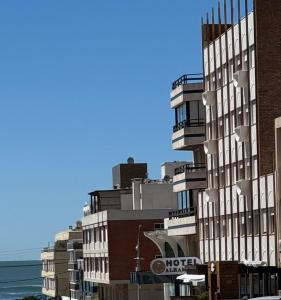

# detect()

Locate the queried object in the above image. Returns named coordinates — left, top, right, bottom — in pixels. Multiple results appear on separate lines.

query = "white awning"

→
left=241, top=260, right=267, bottom=267
left=176, top=274, right=205, bottom=283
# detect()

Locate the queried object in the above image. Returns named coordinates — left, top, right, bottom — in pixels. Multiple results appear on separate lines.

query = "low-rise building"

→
left=82, top=159, right=177, bottom=300
left=41, top=224, right=82, bottom=298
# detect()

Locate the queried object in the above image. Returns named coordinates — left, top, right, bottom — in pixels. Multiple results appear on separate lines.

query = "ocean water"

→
left=0, top=261, right=43, bottom=300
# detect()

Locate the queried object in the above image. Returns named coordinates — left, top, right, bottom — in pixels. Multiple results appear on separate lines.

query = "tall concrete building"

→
left=197, top=0, right=281, bottom=298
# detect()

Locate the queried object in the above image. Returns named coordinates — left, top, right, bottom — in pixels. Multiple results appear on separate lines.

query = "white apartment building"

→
left=197, top=0, right=281, bottom=298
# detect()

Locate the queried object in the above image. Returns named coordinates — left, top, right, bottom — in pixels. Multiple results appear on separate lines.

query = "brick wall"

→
left=255, top=0, right=281, bottom=175
left=107, top=219, right=161, bottom=281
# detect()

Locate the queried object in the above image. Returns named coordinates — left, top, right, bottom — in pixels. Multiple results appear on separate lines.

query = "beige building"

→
left=41, top=224, right=82, bottom=298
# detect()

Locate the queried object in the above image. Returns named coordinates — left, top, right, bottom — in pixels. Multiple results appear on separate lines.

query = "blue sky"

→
left=0, top=0, right=215, bottom=260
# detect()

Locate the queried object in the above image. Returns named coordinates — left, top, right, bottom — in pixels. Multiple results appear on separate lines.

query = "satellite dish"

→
left=127, top=157, right=135, bottom=164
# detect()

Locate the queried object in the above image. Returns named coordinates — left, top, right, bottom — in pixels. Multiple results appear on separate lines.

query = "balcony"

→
left=167, top=208, right=197, bottom=236
left=70, top=282, right=80, bottom=291
left=67, top=240, right=83, bottom=251
left=202, top=90, right=216, bottom=107
left=234, top=125, right=249, bottom=143
left=42, top=287, right=56, bottom=298
left=41, top=270, right=55, bottom=278
left=173, top=163, right=206, bottom=192
left=236, top=179, right=251, bottom=196
left=233, top=70, right=248, bottom=88
left=172, top=120, right=205, bottom=151
left=205, top=188, right=218, bottom=203
left=170, top=74, right=203, bottom=109
left=41, top=248, right=54, bottom=260
left=68, top=262, right=78, bottom=270
left=203, top=140, right=217, bottom=155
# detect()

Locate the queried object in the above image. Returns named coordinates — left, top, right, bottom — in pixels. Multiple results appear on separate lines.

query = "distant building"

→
left=41, top=223, right=82, bottom=298
left=67, top=223, right=84, bottom=300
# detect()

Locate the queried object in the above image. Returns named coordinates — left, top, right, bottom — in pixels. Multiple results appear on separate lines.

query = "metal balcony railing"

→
left=173, top=119, right=205, bottom=132
left=41, top=247, right=54, bottom=253
left=172, top=74, right=203, bottom=90
left=174, top=163, right=206, bottom=175
left=67, top=241, right=83, bottom=250
left=169, top=207, right=196, bottom=219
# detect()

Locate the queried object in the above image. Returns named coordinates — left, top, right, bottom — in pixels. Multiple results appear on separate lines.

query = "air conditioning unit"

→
left=233, top=70, right=248, bottom=88
left=203, top=140, right=217, bottom=155
left=234, top=125, right=249, bottom=142
left=236, top=179, right=250, bottom=196
left=202, top=91, right=216, bottom=107
left=205, top=188, right=218, bottom=203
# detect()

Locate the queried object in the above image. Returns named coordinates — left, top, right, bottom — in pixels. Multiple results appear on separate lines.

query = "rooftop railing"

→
left=172, top=74, right=203, bottom=90
left=174, top=163, right=206, bottom=175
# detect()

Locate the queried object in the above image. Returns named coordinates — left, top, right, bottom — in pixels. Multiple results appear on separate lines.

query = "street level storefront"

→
left=207, top=261, right=281, bottom=300
left=130, top=257, right=208, bottom=300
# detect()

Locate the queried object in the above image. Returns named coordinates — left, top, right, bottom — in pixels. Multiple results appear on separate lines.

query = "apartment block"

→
left=41, top=224, right=82, bottom=298
left=67, top=236, right=83, bottom=300
left=82, top=160, right=174, bottom=300
left=198, top=0, right=281, bottom=298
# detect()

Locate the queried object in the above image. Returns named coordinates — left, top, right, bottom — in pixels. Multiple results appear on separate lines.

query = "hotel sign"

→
left=150, top=257, right=202, bottom=276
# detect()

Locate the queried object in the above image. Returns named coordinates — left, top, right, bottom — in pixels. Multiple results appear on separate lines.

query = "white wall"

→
left=133, top=182, right=177, bottom=210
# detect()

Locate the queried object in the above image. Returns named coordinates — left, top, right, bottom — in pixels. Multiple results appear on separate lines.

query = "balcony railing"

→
left=173, top=119, right=205, bottom=132
left=70, top=282, right=80, bottom=291
left=67, top=241, right=83, bottom=250
left=41, top=247, right=54, bottom=253
left=172, top=74, right=203, bottom=90
left=174, top=163, right=206, bottom=175
left=68, top=262, right=79, bottom=270
left=169, top=207, right=196, bottom=219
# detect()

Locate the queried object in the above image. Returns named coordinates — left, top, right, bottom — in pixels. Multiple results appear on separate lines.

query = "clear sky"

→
left=0, top=0, right=215, bottom=260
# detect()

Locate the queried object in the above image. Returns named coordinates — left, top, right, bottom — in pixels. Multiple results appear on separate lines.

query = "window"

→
left=251, top=101, right=256, bottom=125
left=175, top=103, right=187, bottom=124
left=254, top=212, right=260, bottom=235
left=269, top=211, right=275, bottom=234
left=154, top=223, right=164, bottom=230
left=262, top=212, right=267, bottom=234
left=205, top=222, right=209, bottom=239
left=247, top=214, right=252, bottom=235
left=250, top=47, right=255, bottom=69
left=175, top=101, right=205, bottom=127
left=215, top=219, right=220, bottom=238
left=219, top=169, right=225, bottom=188
left=233, top=216, right=238, bottom=237
left=218, top=119, right=223, bottom=138
left=221, top=217, right=226, bottom=237
left=210, top=220, right=214, bottom=239
left=240, top=216, right=246, bottom=236
left=224, top=115, right=229, bottom=136
left=177, top=191, right=193, bottom=211
left=200, top=221, right=204, bottom=239
left=227, top=216, right=232, bottom=237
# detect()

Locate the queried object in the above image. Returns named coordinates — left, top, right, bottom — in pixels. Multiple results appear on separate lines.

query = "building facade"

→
left=41, top=224, right=82, bottom=298
left=198, top=0, right=281, bottom=298
left=82, top=160, right=175, bottom=300
left=67, top=237, right=83, bottom=300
